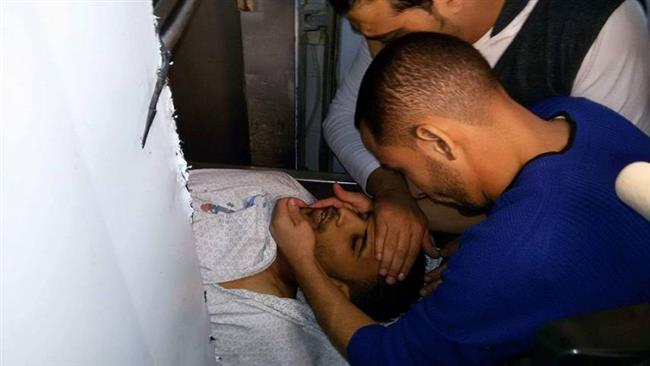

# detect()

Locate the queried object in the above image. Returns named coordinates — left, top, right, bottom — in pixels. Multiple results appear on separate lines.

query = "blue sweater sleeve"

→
left=348, top=314, right=507, bottom=366
left=347, top=98, right=650, bottom=366
left=347, top=179, right=650, bottom=365
left=347, top=223, right=538, bottom=364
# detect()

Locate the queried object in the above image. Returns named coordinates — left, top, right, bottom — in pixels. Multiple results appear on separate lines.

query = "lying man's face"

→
left=289, top=205, right=424, bottom=322
left=300, top=206, right=379, bottom=284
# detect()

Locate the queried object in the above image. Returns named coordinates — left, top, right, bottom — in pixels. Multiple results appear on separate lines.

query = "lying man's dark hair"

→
left=328, top=0, right=433, bottom=14
left=349, top=251, right=426, bottom=322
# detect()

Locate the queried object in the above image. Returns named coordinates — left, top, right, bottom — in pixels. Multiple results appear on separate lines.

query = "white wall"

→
left=1, top=2, right=214, bottom=365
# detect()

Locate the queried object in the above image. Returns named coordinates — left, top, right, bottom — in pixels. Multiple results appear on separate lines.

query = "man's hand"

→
left=272, top=196, right=375, bottom=356
left=310, top=182, right=373, bottom=213
left=421, top=262, right=446, bottom=296
left=314, top=179, right=430, bottom=284
left=362, top=168, right=431, bottom=284
left=270, top=197, right=317, bottom=271
left=373, top=186, right=431, bottom=284
left=420, top=238, right=460, bottom=296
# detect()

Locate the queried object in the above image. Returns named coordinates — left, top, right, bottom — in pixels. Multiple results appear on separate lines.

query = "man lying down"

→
left=188, top=169, right=425, bottom=365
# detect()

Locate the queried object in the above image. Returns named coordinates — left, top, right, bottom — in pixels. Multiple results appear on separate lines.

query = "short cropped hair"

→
left=349, top=251, right=426, bottom=322
left=355, top=32, right=500, bottom=145
left=328, top=0, right=433, bottom=14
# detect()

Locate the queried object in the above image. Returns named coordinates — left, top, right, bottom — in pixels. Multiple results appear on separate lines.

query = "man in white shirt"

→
left=322, top=0, right=650, bottom=287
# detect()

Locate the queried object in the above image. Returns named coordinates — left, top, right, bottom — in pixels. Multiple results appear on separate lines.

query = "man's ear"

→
left=414, top=124, right=456, bottom=161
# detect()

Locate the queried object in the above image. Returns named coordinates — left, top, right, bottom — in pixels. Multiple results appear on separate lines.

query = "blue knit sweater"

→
left=348, top=97, right=650, bottom=366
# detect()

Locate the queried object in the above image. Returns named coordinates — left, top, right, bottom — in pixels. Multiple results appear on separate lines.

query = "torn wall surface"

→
left=1, top=3, right=213, bottom=365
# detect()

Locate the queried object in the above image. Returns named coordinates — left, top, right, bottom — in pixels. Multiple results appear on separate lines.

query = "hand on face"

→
left=303, top=200, right=379, bottom=283
left=420, top=237, right=460, bottom=296
left=310, top=183, right=373, bottom=213
left=313, top=182, right=429, bottom=285
left=372, top=187, right=431, bottom=284
left=272, top=195, right=378, bottom=283
left=269, top=197, right=317, bottom=272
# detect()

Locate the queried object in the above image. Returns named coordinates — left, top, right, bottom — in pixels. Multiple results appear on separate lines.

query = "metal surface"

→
left=141, top=42, right=171, bottom=148
left=318, top=7, right=340, bottom=172
left=240, top=0, right=297, bottom=169
left=533, top=303, right=650, bottom=365
left=168, top=0, right=250, bottom=165
left=156, top=0, right=342, bottom=171
left=155, top=0, right=201, bottom=51
left=296, top=1, right=340, bottom=172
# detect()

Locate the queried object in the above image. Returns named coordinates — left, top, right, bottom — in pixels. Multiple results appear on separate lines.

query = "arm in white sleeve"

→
left=322, top=41, right=379, bottom=190
left=572, top=0, right=650, bottom=134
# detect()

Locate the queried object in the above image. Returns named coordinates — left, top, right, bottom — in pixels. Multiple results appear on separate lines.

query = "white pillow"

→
left=188, top=169, right=315, bottom=283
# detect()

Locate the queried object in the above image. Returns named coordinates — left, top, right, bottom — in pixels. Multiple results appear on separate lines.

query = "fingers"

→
left=286, top=198, right=308, bottom=226
left=271, top=198, right=308, bottom=229
left=378, top=225, right=395, bottom=269
left=291, top=198, right=308, bottom=207
left=420, top=279, right=442, bottom=297
left=372, top=191, right=427, bottom=283
left=333, top=183, right=372, bottom=213
left=398, top=230, right=423, bottom=281
left=385, top=227, right=422, bottom=284
left=374, top=220, right=388, bottom=262
left=422, top=234, right=441, bottom=258
left=332, top=182, right=356, bottom=201
left=439, top=238, right=460, bottom=258
left=309, top=183, right=372, bottom=213
left=384, top=233, right=410, bottom=284
left=270, top=199, right=292, bottom=233
left=270, top=198, right=318, bottom=271
left=423, top=262, right=446, bottom=283
left=420, top=262, right=447, bottom=296
left=423, top=235, right=460, bottom=259
left=310, top=197, right=354, bottom=211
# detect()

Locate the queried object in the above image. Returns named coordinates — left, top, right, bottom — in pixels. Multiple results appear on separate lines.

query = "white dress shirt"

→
left=323, top=0, right=650, bottom=189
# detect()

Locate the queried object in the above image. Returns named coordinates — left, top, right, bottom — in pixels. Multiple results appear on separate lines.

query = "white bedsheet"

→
left=189, top=169, right=347, bottom=365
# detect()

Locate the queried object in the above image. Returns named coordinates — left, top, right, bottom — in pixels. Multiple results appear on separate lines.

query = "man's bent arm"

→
left=293, top=258, right=375, bottom=357
left=571, top=0, right=650, bottom=133
left=322, top=41, right=378, bottom=190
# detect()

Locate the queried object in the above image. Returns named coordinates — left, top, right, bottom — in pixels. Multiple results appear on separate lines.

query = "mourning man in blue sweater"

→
left=270, top=32, right=650, bottom=365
